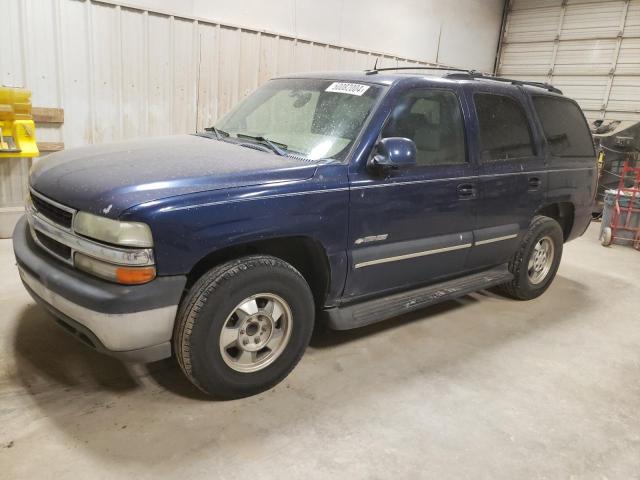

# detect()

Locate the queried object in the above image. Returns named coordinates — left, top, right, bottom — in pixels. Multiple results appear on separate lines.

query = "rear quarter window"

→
left=532, top=96, right=595, bottom=158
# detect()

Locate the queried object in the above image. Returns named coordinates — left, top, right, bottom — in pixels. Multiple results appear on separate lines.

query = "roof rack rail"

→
left=364, top=66, right=475, bottom=76
left=363, top=65, right=563, bottom=95
left=445, top=71, right=563, bottom=94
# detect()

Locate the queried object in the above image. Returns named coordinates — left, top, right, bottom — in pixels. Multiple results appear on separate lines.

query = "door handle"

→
left=457, top=183, right=476, bottom=199
left=528, top=177, right=542, bottom=191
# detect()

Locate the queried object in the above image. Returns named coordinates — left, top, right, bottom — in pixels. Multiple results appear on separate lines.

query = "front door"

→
left=344, top=87, right=478, bottom=301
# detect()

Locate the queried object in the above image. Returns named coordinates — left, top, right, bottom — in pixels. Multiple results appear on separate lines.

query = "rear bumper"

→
left=13, top=216, right=186, bottom=362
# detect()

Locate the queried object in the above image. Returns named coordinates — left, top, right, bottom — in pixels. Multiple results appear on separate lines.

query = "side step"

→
left=323, top=265, right=513, bottom=330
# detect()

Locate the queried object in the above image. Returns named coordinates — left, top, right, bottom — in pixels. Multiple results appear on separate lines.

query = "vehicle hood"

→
left=30, top=135, right=317, bottom=218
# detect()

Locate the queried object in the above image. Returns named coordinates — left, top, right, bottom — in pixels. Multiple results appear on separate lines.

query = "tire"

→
left=497, top=216, right=564, bottom=301
left=174, top=255, right=315, bottom=399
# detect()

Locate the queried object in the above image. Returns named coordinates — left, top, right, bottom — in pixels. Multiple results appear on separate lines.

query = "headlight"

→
left=73, top=211, right=153, bottom=247
left=75, top=252, right=156, bottom=284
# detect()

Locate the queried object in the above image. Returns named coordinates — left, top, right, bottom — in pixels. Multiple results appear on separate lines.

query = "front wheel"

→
left=497, top=216, right=564, bottom=300
left=174, top=255, right=315, bottom=398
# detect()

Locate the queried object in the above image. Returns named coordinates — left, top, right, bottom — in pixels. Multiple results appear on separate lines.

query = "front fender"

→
left=120, top=165, right=350, bottom=298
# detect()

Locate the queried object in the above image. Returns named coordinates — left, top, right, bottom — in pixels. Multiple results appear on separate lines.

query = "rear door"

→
left=344, top=86, right=478, bottom=301
left=464, top=86, right=547, bottom=270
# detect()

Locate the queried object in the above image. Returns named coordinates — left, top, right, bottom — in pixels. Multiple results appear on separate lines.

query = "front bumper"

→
left=13, top=216, right=187, bottom=362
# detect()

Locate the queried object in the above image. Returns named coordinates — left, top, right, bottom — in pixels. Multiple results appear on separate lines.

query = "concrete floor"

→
left=0, top=223, right=639, bottom=479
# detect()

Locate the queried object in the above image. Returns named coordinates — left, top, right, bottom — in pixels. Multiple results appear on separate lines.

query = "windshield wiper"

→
left=204, top=126, right=230, bottom=140
left=236, top=133, right=288, bottom=156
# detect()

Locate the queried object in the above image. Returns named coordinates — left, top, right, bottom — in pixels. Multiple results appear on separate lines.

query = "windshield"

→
left=213, top=78, right=382, bottom=161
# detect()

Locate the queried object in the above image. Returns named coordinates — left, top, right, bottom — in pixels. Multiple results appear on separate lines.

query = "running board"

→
left=323, top=265, right=513, bottom=330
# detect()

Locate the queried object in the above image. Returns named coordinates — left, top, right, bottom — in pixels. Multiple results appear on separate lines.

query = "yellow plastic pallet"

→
left=0, top=87, right=38, bottom=158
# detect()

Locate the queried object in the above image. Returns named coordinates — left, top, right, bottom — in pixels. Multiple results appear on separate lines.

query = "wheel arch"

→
left=185, top=236, right=332, bottom=308
left=535, top=202, right=575, bottom=241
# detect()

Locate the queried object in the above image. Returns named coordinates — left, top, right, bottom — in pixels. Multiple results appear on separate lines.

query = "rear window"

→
left=532, top=96, right=595, bottom=158
left=474, top=93, right=535, bottom=161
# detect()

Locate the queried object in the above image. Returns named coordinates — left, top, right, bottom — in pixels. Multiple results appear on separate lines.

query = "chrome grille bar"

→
left=29, top=188, right=75, bottom=230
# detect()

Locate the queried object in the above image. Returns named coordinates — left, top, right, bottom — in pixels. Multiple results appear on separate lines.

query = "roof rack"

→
left=445, top=71, right=563, bottom=94
left=364, top=66, right=563, bottom=95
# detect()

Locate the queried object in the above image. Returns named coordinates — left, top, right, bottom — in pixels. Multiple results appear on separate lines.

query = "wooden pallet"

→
left=33, top=107, right=65, bottom=152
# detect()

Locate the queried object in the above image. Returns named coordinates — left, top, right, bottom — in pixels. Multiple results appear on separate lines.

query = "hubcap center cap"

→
left=238, top=315, right=273, bottom=352
left=246, top=322, right=259, bottom=336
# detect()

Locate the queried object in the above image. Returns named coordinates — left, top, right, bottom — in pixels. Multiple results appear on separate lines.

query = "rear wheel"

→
left=498, top=216, right=564, bottom=300
left=174, top=255, right=315, bottom=398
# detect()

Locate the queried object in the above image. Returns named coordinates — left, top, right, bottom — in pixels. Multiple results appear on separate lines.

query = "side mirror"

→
left=367, top=137, right=417, bottom=173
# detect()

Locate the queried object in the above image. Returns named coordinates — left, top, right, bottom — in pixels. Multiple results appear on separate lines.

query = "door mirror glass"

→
left=368, top=137, right=417, bottom=172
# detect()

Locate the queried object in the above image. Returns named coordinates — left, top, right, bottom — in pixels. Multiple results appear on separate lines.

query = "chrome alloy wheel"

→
left=528, top=236, right=554, bottom=285
left=219, top=293, right=292, bottom=373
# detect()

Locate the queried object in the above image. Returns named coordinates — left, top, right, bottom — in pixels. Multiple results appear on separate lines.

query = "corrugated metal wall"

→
left=0, top=0, right=431, bottom=151
left=497, top=0, right=640, bottom=122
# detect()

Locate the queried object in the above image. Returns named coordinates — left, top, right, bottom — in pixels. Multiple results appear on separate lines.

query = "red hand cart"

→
left=601, top=155, right=640, bottom=250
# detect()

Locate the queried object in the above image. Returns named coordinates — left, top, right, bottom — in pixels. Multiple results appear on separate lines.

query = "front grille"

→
left=31, top=194, right=73, bottom=229
left=34, top=230, right=72, bottom=260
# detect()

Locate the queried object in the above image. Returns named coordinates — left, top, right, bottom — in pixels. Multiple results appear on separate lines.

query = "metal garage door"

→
left=497, top=0, right=640, bottom=122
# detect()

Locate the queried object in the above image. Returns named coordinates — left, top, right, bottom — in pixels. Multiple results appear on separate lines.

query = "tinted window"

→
left=533, top=96, right=595, bottom=157
left=474, top=93, right=534, bottom=161
left=382, top=89, right=466, bottom=166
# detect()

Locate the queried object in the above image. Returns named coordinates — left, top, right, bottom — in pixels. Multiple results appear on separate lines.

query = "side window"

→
left=532, top=96, right=595, bottom=158
left=474, top=93, right=535, bottom=161
left=382, top=89, right=466, bottom=167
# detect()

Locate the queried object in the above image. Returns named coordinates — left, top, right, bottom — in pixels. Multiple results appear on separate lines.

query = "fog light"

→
left=75, top=252, right=156, bottom=285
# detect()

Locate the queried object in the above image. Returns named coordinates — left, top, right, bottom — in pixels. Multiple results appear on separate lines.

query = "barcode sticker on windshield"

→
left=325, top=82, right=370, bottom=96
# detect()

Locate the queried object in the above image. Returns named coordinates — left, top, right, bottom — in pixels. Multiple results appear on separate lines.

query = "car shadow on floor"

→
left=7, top=275, right=592, bottom=467
left=11, top=276, right=584, bottom=401
left=10, top=300, right=472, bottom=401
left=11, top=304, right=138, bottom=393
left=10, top=304, right=209, bottom=399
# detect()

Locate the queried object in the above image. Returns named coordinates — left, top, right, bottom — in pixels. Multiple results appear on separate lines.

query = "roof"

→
left=275, top=69, right=564, bottom=96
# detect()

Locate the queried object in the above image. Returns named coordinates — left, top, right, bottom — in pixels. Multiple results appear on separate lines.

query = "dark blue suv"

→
left=13, top=69, right=597, bottom=398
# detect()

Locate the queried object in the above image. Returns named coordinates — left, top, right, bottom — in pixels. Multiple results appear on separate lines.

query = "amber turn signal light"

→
left=115, top=266, right=156, bottom=285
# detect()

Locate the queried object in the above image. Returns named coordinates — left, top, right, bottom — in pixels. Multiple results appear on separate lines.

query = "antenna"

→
left=373, top=57, right=379, bottom=71
left=365, top=66, right=472, bottom=75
